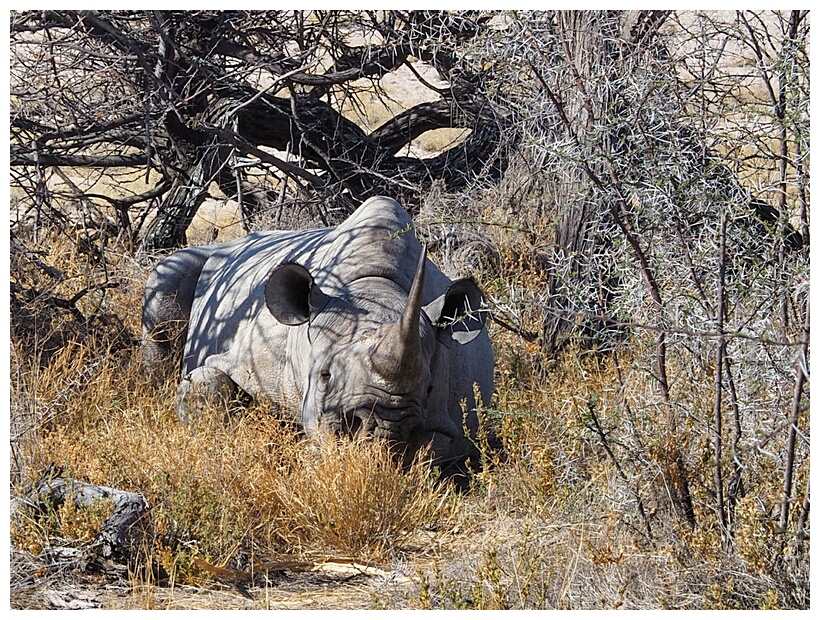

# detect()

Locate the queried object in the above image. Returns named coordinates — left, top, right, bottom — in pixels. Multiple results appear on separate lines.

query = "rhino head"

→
left=263, top=249, right=487, bottom=453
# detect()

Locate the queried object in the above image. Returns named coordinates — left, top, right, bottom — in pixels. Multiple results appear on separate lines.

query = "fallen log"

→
left=23, top=466, right=148, bottom=559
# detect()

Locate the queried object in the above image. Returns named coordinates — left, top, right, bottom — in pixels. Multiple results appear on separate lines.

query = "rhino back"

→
left=314, top=196, right=423, bottom=293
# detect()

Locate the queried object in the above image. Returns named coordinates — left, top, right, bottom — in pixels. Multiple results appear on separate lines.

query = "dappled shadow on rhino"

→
left=142, top=196, right=494, bottom=468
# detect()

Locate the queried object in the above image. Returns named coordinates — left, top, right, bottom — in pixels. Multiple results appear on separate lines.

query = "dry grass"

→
left=408, top=345, right=800, bottom=609
left=11, top=343, right=453, bottom=561
left=272, top=436, right=455, bottom=559
left=9, top=202, right=809, bottom=609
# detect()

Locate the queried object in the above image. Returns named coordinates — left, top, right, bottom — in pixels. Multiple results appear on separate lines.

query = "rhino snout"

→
left=320, top=398, right=423, bottom=442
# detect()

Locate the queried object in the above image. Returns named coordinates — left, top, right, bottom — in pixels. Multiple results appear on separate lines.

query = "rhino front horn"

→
left=371, top=247, right=426, bottom=391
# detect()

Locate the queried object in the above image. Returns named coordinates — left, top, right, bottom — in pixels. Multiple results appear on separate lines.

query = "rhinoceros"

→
left=142, top=196, right=493, bottom=464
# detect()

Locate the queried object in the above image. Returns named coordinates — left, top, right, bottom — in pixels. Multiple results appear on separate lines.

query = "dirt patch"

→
left=10, top=545, right=425, bottom=610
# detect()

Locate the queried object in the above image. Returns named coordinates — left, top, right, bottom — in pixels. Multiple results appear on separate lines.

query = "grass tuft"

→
left=273, top=436, right=453, bottom=560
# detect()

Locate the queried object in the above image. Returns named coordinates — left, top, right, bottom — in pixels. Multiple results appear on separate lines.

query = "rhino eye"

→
left=316, top=370, right=331, bottom=393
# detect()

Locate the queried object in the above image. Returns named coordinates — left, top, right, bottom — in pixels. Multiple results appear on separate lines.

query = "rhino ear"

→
left=423, top=278, right=489, bottom=345
left=264, top=263, right=326, bottom=326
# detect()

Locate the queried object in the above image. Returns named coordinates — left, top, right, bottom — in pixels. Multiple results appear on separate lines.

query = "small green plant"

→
left=57, top=495, right=115, bottom=543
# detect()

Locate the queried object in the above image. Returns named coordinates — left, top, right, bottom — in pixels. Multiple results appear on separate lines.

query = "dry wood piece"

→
left=29, top=467, right=147, bottom=559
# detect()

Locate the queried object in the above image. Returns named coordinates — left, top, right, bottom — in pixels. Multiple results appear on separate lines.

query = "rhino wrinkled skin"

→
left=142, top=196, right=494, bottom=464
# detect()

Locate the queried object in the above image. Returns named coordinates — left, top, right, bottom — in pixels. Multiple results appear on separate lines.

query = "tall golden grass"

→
left=12, top=343, right=454, bottom=578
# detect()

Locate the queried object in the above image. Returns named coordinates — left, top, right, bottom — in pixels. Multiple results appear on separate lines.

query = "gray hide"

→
left=142, top=196, right=494, bottom=464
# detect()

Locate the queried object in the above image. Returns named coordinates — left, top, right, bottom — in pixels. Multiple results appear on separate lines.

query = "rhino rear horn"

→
left=371, top=248, right=426, bottom=390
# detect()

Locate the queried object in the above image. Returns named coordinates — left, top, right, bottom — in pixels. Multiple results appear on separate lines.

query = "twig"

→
left=712, top=210, right=728, bottom=544
left=779, top=297, right=809, bottom=536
